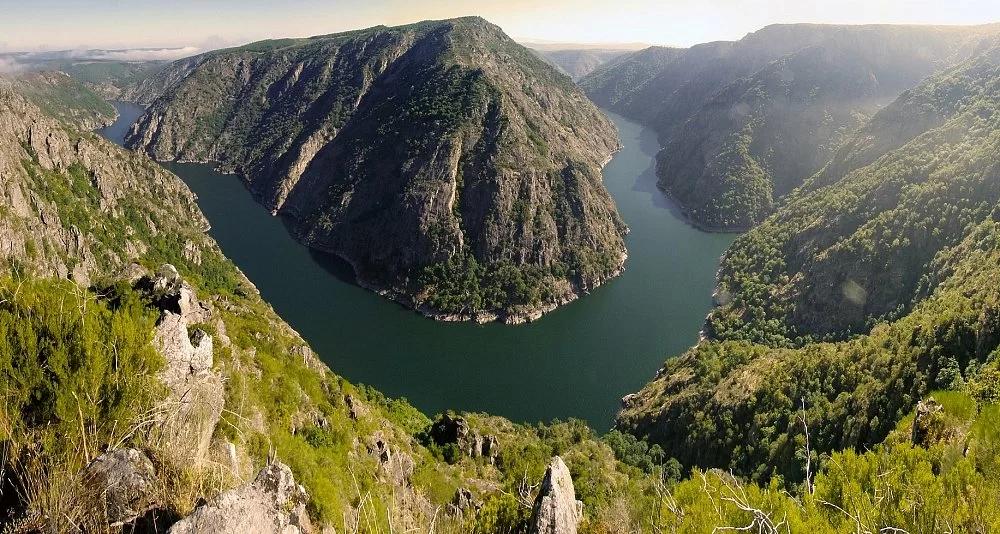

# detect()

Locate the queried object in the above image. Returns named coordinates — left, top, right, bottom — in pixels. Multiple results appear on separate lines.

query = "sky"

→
left=2, top=0, right=1000, bottom=53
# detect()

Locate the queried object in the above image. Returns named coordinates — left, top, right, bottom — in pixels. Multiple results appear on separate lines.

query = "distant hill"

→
left=581, top=23, right=1000, bottom=230
left=530, top=48, right=632, bottom=80
left=5, top=71, right=117, bottom=129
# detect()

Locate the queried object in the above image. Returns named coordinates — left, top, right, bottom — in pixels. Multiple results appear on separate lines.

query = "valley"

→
left=5, top=8, right=1000, bottom=533
left=100, top=101, right=734, bottom=427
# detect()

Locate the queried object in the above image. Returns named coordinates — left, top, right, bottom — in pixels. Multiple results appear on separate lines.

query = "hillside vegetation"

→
left=6, top=71, right=117, bottom=130
left=618, top=44, right=1000, bottom=519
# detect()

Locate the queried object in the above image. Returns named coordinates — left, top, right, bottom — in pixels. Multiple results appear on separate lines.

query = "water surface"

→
left=100, top=102, right=735, bottom=428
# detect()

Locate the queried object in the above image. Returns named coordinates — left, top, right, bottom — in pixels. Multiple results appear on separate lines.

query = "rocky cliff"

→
left=0, top=78, right=214, bottom=287
left=125, top=17, right=627, bottom=323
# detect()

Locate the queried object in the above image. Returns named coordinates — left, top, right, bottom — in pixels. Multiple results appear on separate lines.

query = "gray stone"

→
left=529, top=457, right=582, bottom=534
left=152, top=300, right=223, bottom=465
left=81, top=449, right=156, bottom=525
left=168, top=462, right=310, bottom=534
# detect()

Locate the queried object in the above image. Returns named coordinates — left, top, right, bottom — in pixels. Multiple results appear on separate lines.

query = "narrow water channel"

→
left=99, top=102, right=735, bottom=428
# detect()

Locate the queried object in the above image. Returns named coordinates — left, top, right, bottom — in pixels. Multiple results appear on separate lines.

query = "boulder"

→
left=529, top=457, right=582, bottom=534
left=168, top=462, right=311, bottom=534
left=81, top=449, right=156, bottom=525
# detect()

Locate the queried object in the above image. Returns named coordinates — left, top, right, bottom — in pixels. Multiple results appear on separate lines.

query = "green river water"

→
left=100, top=102, right=735, bottom=428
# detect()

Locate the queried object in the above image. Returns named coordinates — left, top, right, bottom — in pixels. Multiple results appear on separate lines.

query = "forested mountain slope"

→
left=124, top=17, right=627, bottom=323
left=618, top=45, right=1000, bottom=498
left=709, top=44, right=1000, bottom=344
left=582, top=23, right=1000, bottom=229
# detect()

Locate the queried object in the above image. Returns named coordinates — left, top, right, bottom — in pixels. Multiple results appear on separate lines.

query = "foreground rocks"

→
left=81, top=449, right=156, bottom=525
left=168, top=462, right=311, bottom=534
left=529, top=457, right=583, bottom=534
left=147, top=265, right=224, bottom=465
left=429, top=413, right=500, bottom=464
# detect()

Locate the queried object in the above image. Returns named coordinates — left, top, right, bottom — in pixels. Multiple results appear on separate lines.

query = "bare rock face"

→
left=430, top=413, right=500, bottom=464
left=529, top=457, right=583, bottom=534
left=149, top=266, right=224, bottom=465
left=167, top=462, right=311, bottom=534
left=0, top=81, right=212, bottom=286
left=367, top=431, right=415, bottom=487
left=81, top=449, right=156, bottom=525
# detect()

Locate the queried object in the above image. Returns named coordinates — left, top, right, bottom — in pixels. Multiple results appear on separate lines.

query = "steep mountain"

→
left=6, top=71, right=117, bottom=130
left=578, top=46, right=685, bottom=108
left=530, top=48, right=632, bottom=80
left=581, top=24, right=1000, bottom=229
left=617, top=44, right=1000, bottom=488
left=124, top=17, right=627, bottom=323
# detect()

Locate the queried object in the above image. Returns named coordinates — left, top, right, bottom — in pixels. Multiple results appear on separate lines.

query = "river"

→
left=99, top=102, right=735, bottom=428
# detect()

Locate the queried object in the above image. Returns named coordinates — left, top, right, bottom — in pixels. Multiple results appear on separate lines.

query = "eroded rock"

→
left=149, top=266, right=224, bottom=465
left=430, top=414, right=500, bottom=464
left=529, top=457, right=582, bottom=534
left=167, top=462, right=311, bottom=534
left=81, top=448, right=156, bottom=525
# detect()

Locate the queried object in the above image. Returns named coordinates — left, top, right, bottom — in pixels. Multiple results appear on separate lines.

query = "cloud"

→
left=0, top=57, right=23, bottom=73
left=84, top=47, right=202, bottom=61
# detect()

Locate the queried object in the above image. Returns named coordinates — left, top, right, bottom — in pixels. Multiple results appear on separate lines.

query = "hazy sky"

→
left=3, top=0, right=1000, bottom=52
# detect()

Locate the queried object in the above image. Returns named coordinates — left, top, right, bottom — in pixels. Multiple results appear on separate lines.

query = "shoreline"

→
left=143, top=144, right=632, bottom=326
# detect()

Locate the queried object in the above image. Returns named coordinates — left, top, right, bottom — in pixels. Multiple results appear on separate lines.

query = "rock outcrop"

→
left=912, top=397, right=945, bottom=447
left=529, top=457, right=582, bottom=534
left=430, top=413, right=500, bottom=464
left=148, top=265, right=224, bottom=465
left=81, top=449, right=157, bottom=525
left=367, top=430, right=416, bottom=487
left=167, top=462, right=311, bottom=534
